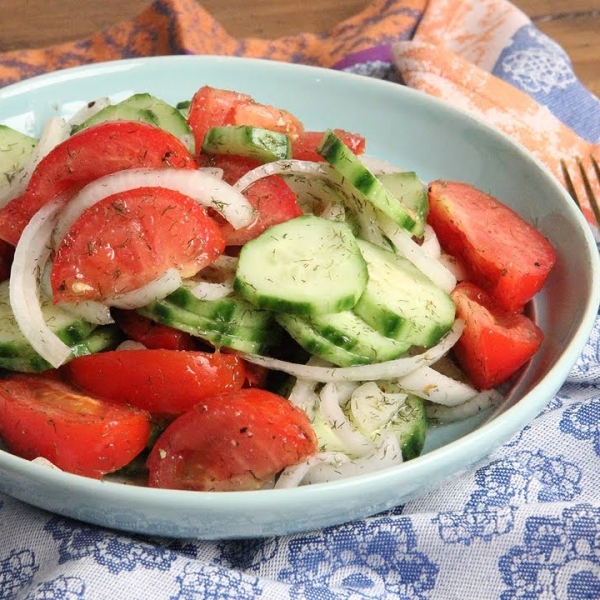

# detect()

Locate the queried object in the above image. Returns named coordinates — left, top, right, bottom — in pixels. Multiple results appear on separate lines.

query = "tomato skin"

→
left=451, top=282, right=544, bottom=390
left=63, top=349, right=247, bottom=414
left=188, top=86, right=304, bottom=155
left=292, top=130, right=366, bottom=162
left=427, top=181, right=557, bottom=312
left=111, top=309, right=197, bottom=350
left=188, top=86, right=250, bottom=153
left=0, top=374, right=150, bottom=478
left=198, top=154, right=303, bottom=246
left=50, top=186, right=225, bottom=303
left=0, top=121, right=197, bottom=246
left=146, top=388, right=317, bottom=491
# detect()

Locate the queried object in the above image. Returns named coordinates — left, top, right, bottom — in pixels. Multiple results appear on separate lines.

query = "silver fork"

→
left=560, top=155, right=600, bottom=226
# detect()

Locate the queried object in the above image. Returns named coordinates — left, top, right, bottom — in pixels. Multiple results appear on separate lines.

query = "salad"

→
left=0, top=85, right=557, bottom=492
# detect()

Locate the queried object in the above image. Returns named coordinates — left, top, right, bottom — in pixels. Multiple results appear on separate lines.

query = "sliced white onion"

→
left=242, top=320, right=464, bottom=382
left=420, top=224, right=442, bottom=259
left=319, top=201, right=347, bottom=222
left=397, top=365, right=478, bottom=406
left=32, top=457, right=62, bottom=470
left=233, top=159, right=326, bottom=193
left=66, top=97, right=111, bottom=127
left=275, top=433, right=403, bottom=488
left=319, top=381, right=374, bottom=457
left=51, top=167, right=256, bottom=248
left=9, top=197, right=72, bottom=368
left=0, top=117, right=69, bottom=209
left=349, top=381, right=409, bottom=434
left=105, top=268, right=182, bottom=309
left=439, top=253, right=468, bottom=282
left=426, top=389, right=503, bottom=423
left=287, top=377, right=321, bottom=417
left=379, top=215, right=457, bottom=293
left=191, top=281, right=233, bottom=301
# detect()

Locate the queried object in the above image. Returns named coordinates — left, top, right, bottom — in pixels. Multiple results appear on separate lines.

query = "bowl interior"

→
left=0, top=56, right=597, bottom=538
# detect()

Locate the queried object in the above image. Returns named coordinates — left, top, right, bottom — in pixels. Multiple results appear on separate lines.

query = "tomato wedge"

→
left=0, top=374, right=150, bottom=478
left=146, top=388, right=317, bottom=491
left=198, top=154, right=303, bottom=246
left=451, top=282, right=544, bottom=390
left=50, top=186, right=225, bottom=303
left=63, top=349, right=246, bottom=414
left=292, top=130, right=366, bottom=162
left=0, top=121, right=197, bottom=246
left=188, top=86, right=304, bottom=155
left=427, top=180, right=556, bottom=312
left=111, top=309, right=197, bottom=350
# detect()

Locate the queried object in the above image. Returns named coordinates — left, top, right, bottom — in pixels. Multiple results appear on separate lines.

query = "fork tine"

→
left=560, top=158, right=579, bottom=205
left=578, top=156, right=600, bottom=226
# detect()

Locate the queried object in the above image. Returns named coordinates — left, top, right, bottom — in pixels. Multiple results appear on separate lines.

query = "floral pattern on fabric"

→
left=0, top=0, right=599, bottom=598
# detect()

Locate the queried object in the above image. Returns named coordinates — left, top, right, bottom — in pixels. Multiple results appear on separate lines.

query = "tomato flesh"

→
left=50, top=186, right=225, bottom=303
left=111, top=309, right=197, bottom=350
left=0, top=121, right=197, bottom=246
left=63, top=349, right=246, bottom=414
left=198, top=154, right=303, bottom=246
left=0, top=374, right=150, bottom=478
left=188, top=86, right=304, bottom=156
left=427, top=180, right=557, bottom=312
left=451, top=282, right=544, bottom=390
left=292, top=130, right=366, bottom=162
left=146, top=388, right=317, bottom=491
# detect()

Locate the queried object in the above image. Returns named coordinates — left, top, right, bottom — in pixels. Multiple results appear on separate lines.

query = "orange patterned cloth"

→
left=1, top=0, right=599, bottom=222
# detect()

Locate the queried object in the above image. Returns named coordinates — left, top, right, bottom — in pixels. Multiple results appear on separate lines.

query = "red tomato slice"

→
left=50, top=186, right=225, bottom=303
left=0, top=374, right=150, bottom=478
left=292, top=129, right=366, bottom=162
left=63, top=349, right=246, bottom=414
left=451, top=282, right=544, bottom=390
left=427, top=181, right=557, bottom=312
left=0, top=121, right=197, bottom=246
left=188, top=85, right=304, bottom=154
left=111, top=309, right=197, bottom=350
left=198, top=154, right=303, bottom=245
left=146, top=388, right=317, bottom=491
left=232, top=101, right=304, bottom=138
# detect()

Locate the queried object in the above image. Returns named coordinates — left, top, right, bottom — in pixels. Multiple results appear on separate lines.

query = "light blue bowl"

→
left=0, top=56, right=598, bottom=539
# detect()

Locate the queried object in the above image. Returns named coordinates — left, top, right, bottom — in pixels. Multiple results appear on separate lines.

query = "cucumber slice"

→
left=283, top=310, right=410, bottom=365
left=72, top=93, right=195, bottom=153
left=377, top=171, right=429, bottom=238
left=317, top=130, right=418, bottom=235
left=354, top=239, right=456, bottom=347
left=0, top=280, right=127, bottom=372
left=166, top=282, right=274, bottom=331
left=138, top=300, right=280, bottom=354
left=0, top=125, right=37, bottom=191
left=234, top=215, right=368, bottom=315
left=202, top=125, right=291, bottom=162
left=276, top=313, right=371, bottom=367
left=348, top=382, right=427, bottom=460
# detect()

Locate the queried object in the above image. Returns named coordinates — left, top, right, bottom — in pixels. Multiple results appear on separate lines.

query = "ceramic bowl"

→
left=0, top=56, right=598, bottom=539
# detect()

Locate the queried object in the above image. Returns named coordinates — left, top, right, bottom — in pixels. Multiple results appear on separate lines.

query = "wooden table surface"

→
left=1, top=0, right=599, bottom=97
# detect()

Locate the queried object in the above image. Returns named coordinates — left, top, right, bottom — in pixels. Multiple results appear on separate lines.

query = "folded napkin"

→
left=1, top=1, right=600, bottom=599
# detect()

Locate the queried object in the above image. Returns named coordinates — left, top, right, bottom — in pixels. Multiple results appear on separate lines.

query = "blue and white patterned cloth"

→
left=2, top=5, right=600, bottom=600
